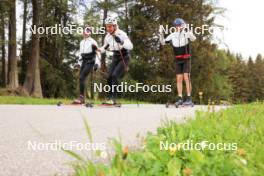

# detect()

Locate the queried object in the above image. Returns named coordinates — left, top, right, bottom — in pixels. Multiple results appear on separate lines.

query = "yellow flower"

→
left=169, top=146, right=177, bottom=155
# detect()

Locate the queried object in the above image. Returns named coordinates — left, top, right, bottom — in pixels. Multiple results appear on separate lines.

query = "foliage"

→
left=70, top=103, right=264, bottom=176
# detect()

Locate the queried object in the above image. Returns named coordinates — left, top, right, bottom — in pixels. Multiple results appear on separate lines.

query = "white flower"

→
left=240, top=158, right=247, bottom=165
left=100, top=151, right=108, bottom=159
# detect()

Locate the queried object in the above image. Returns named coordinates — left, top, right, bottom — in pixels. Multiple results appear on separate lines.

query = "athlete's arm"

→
left=119, top=32, right=133, bottom=50
left=99, top=36, right=110, bottom=53
left=187, top=31, right=196, bottom=42
left=91, top=40, right=100, bottom=67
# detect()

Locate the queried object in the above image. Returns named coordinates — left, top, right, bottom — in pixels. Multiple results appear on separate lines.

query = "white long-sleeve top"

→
left=100, top=29, right=133, bottom=52
left=79, top=37, right=100, bottom=66
left=160, top=30, right=196, bottom=47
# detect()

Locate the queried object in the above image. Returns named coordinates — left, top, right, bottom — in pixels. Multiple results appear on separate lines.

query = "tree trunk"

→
left=20, top=0, right=28, bottom=83
left=1, top=16, right=6, bottom=87
left=124, top=0, right=129, bottom=34
left=23, top=0, right=43, bottom=98
left=7, top=0, right=18, bottom=89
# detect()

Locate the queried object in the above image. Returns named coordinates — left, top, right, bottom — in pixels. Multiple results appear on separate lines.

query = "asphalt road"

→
left=0, top=104, right=225, bottom=176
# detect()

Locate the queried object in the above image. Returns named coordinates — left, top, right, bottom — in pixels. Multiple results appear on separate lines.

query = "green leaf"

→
left=62, top=149, right=86, bottom=163
left=167, top=158, right=182, bottom=176
left=189, top=150, right=205, bottom=164
left=81, top=113, right=93, bottom=143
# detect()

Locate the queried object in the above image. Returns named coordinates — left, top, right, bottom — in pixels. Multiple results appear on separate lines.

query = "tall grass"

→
left=67, top=103, right=264, bottom=176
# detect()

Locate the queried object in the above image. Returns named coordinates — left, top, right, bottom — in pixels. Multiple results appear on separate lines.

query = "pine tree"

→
left=253, top=54, right=264, bottom=100
left=247, top=57, right=256, bottom=102
left=228, top=55, right=249, bottom=103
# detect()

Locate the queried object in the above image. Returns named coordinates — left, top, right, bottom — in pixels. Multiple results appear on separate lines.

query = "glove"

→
left=92, top=44, right=97, bottom=52
left=93, top=64, right=99, bottom=71
left=183, top=25, right=190, bottom=33
left=74, top=63, right=81, bottom=70
left=114, top=35, right=123, bottom=44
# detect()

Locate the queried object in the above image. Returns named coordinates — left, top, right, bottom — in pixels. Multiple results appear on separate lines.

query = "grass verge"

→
left=0, top=96, right=148, bottom=105
left=68, top=103, right=264, bottom=176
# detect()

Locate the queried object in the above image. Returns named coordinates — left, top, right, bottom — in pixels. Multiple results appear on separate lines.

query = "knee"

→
left=183, top=74, right=190, bottom=81
left=177, top=75, right=183, bottom=82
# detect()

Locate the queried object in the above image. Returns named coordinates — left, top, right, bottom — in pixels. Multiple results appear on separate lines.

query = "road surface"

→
left=0, top=104, right=225, bottom=176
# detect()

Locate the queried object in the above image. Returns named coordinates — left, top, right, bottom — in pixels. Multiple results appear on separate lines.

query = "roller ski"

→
left=57, top=95, right=94, bottom=107
left=57, top=98, right=84, bottom=106
left=71, top=95, right=85, bottom=105
left=56, top=101, right=85, bottom=106
left=99, top=99, right=122, bottom=108
left=166, top=97, right=183, bottom=108
left=57, top=101, right=94, bottom=107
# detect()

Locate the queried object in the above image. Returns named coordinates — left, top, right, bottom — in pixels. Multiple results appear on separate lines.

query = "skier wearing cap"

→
left=159, top=18, right=196, bottom=106
left=73, top=26, right=100, bottom=104
left=99, top=16, right=133, bottom=105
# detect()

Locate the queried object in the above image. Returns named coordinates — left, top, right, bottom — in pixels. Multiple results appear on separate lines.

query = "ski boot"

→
left=175, top=96, right=183, bottom=108
left=72, top=95, right=85, bottom=105
left=182, top=96, right=194, bottom=107
left=102, top=98, right=117, bottom=105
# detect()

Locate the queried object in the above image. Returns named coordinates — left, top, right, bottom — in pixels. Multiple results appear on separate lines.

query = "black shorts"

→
left=175, top=59, right=191, bottom=75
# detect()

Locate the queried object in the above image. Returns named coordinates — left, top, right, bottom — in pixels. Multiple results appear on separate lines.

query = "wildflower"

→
left=240, top=158, right=247, bottom=165
left=122, top=146, right=129, bottom=160
left=169, top=146, right=177, bottom=155
left=183, top=168, right=192, bottom=176
left=100, top=151, right=108, bottom=159
left=97, top=171, right=105, bottom=176
left=238, top=148, right=246, bottom=157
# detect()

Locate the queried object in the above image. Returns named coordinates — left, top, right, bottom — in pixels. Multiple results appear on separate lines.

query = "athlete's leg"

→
left=176, top=74, right=183, bottom=97
left=107, top=60, right=119, bottom=100
left=109, top=56, right=129, bottom=100
left=183, top=60, right=193, bottom=105
left=183, top=59, right=191, bottom=96
left=175, top=62, right=184, bottom=97
left=79, top=63, right=93, bottom=96
left=73, top=62, right=93, bottom=104
left=183, top=73, right=191, bottom=96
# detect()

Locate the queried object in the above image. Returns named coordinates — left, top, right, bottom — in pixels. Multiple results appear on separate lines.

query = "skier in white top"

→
left=99, top=16, right=133, bottom=105
left=73, top=26, right=100, bottom=104
left=159, top=18, right=196, bottom=106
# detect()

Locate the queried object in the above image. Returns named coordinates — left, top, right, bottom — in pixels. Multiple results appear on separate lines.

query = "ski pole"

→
left=117, top=42, right=128, bottom=72
left=187, top=38, right=192, bottom=93
left=183, top=31, right=192, bottom=94
left=95, top=51, right=108, bottom=78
